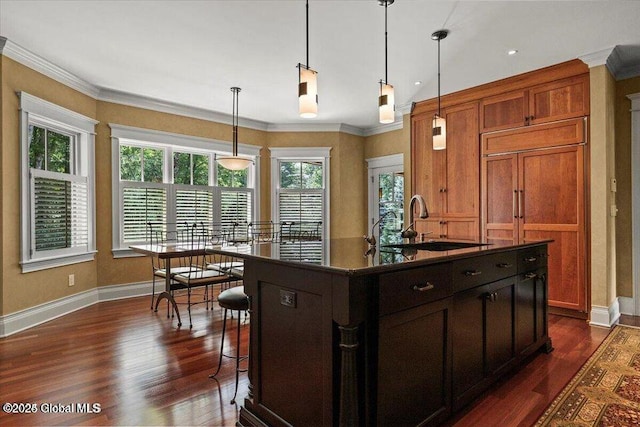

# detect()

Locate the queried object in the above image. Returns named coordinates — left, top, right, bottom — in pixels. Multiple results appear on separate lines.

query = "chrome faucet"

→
left=401, top=194, right=429, bottom=241
left=364, top=211, right=397, bottom=246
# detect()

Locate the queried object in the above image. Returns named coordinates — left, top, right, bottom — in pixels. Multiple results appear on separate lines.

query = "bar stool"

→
left=210, top=285, right=249, bottom=404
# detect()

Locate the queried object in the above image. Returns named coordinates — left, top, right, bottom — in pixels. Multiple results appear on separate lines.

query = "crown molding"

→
left=99, top=88, right=270, bottom=132
left=607, top=47, right=640, bottom=81
left=0, top=36, right=100, bottom=98
left=0, top=36, right=404, bottom=138
left=578, top=46, right=615, bottom=68
left=363, top=120, right=404, bottom=137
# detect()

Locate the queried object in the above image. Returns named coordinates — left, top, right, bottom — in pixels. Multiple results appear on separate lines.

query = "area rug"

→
left=535, top=325, right=640, bottom=426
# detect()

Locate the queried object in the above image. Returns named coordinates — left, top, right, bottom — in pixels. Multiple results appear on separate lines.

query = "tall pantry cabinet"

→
left=481, top=119, right=587, bottom=312
left=410, top=60, right=590, bottom=315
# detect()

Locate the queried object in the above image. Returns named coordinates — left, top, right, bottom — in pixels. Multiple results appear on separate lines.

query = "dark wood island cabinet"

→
left=209, top=238, right=551, bottom=427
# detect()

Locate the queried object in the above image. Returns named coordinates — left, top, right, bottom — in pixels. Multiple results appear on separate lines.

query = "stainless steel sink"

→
left=381, top=241, right=489, bottom=252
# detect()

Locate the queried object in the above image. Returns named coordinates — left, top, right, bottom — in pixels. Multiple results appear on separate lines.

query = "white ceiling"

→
left=1, top=0, right=639, bottom=132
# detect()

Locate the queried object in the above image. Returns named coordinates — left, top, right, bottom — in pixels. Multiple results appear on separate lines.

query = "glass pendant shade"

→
left=217, top=156, right=252, bottom=171
left=432, top=114, right=447, bottom=150
left=298, top=65, right=318, bottom=118
left=379, top=82, right=395, bottom=124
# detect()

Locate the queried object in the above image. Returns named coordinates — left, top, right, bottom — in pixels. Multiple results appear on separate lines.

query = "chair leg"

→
left=151, top=276, right=156, bottom=310
left=210, top=308, right=228, bottom=378
left=187, top=287, right=193, bottom=328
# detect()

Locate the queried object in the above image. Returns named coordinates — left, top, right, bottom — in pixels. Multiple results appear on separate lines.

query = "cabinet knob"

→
left=465, top=270, right=482, bottom=276
left=412, top=282, right=435, bottom=292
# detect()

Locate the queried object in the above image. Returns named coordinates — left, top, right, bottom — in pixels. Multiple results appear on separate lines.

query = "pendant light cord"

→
left=437, top=36, right=441, bottom=116
left=306, top=0, right=309, bottom=69
left=232, top=87, right=239, bottom=156
left=384, top=1, right=388, bottom=83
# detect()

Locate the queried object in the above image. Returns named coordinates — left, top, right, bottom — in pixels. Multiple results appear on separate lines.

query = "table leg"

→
left=153, top=260, right=182, bottom=326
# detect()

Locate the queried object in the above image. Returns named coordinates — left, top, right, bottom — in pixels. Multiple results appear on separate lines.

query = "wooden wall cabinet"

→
left=481, top=125, right=586, bottom=313
left=480, top=75, right=589, bottom=133
left=411, top=102, right=480, bottom=240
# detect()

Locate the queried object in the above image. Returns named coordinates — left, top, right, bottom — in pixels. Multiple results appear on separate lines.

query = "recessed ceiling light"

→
left=414, top=81, right=422, bottom=86
left=508, top=49, right=518, bottom=56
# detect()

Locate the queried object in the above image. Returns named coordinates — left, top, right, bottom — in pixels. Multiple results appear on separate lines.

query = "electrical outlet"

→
left=68, top=274, right=75, bottom=287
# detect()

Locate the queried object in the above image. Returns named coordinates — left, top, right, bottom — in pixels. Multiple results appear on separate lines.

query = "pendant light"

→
left=378, top=0, right=395, bottom=124
left=297, top=0, right=318, bottom=118
left=431, top=29, right=448, bottom=150
left=218, top=87, right=253, bottom=171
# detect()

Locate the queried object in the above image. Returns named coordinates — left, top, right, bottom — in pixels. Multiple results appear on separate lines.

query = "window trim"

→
left=19, top=91, right=98, bottom=273
left=110, top=124, right=261, bottom=257
left=269, top=147, right=331, bottom=262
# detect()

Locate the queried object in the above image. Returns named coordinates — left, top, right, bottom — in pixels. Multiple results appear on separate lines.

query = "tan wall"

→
left=615, top=76, right=640, bottom=297
left=589, top=65, right=617, bottom=308
left=1, top=57, right=98, bottom=315
left=0, top=56, right=4, bottom=313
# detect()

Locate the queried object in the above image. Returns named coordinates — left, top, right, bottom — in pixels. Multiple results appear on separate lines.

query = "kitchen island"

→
left=209, top=238, right=551, bottom=427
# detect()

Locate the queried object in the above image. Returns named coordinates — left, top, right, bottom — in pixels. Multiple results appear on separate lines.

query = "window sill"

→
left=112, top=248, right=145, bottom=259
left=21, top=251, right=97, bottom=273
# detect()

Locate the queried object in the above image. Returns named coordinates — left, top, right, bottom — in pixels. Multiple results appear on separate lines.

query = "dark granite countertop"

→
left=207, top=237, right=551, bottom=276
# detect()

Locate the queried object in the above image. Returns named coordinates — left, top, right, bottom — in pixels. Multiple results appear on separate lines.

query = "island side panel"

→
left=240, top=258, right=337, bottom=427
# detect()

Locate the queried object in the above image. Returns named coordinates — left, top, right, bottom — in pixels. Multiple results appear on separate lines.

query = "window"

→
left=19, top=92, right=98, bottom=272
left=270, top=147, right=330, bottom=264
left=110, top=124, right=260, bottom=257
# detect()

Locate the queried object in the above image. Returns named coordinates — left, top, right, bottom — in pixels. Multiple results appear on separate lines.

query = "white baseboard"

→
left=618, top=296, right=635, bottom=316
left=589, top=299, right=621, bottom=328
left=0, top=281, right=153, bottom=338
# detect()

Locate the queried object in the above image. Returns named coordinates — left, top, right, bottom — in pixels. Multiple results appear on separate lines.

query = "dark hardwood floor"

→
left=0, top=294, right=611, bottom=426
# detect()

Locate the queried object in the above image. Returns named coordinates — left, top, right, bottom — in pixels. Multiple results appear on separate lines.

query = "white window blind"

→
left=278, top=191, right=323, bottom=263
left=122, top=186, right=167, bottom=243
left=32, top=170, right=88, bottom=253
left=176, top=187, right=214, bottom=225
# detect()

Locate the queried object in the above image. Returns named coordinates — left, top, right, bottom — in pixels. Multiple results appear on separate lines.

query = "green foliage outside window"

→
left=120, top=145, right=163, bottom=182
left=28, top=125, right=71, bottom=173
left=173, top=152, right=191, bottom=184
left=217, top=163, right=247, bottom=188
left=280, top=161, right=322, bottom=189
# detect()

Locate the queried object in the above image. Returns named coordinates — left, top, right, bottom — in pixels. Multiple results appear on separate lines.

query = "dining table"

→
left=129, top=242, right=208, bottom=327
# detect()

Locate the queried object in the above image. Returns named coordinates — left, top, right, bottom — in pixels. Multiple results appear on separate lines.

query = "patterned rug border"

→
left=534, top=324, right=635, bottom=426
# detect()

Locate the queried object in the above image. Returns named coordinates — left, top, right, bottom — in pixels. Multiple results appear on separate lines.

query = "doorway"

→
left=366, top=154, right=404, bottom=248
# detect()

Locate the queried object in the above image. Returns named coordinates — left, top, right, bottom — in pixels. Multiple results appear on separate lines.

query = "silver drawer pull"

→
left=497, top=263, right=513, bottom=269
left=524, top=272, right=537, bottom=280
left=412, top=283, right=435, bottom=292
left=524, top=256, right=537, bottom=262
left=465, top=270, right=482, bottom=276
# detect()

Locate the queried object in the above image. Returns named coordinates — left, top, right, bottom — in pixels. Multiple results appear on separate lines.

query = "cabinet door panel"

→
left=481, top=154, right=518, bottom=242
left=519, top=146, right=583, bottom=226
left=519, top=146, right=585, bottom=312
left=480, top=90, right=527, bottom=132
left=378, top=298, right=452, bottom=426
left=445, top=102, right=479, bottom=217
left=530, top=75, right=589, bottom=125
left=524, top=229, right=584, bottom=312
left=485, top=278, right=516, bottom=375
left=412, top=113, right=445, bottom=215
left=452, top=287, right=485, bottom=399
left=443, top=218, right=479, bottom=241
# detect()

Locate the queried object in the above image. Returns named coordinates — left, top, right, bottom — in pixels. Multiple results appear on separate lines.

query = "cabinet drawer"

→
left=518, top=246, right=548, bottom=272
left=452, top=252, right=517, bottom=292
left=379, top=263, right=452, bottom=316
